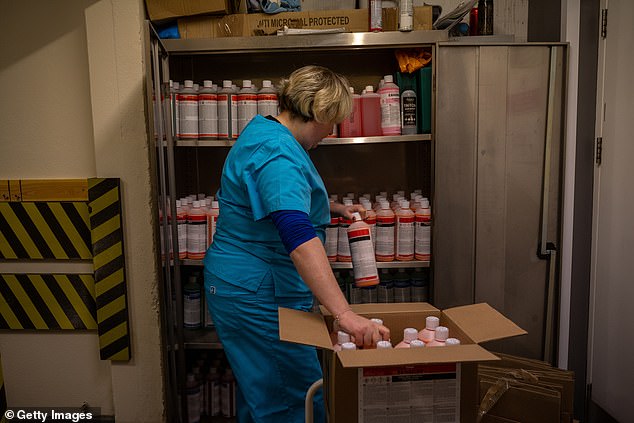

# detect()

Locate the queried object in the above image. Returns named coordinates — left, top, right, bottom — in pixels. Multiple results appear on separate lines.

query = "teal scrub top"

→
left=204, top=114, right=330, bottom=297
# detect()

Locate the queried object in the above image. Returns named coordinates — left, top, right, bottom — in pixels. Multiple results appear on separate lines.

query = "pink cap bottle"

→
left=395, top=328, right=419, bottom=348
left=418, top=316, right=439, bottom=343
left=426, top=326, right=449, bottom=347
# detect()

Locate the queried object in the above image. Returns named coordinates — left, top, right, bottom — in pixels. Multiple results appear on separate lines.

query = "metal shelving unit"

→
left=149, top=25, right=441, bottom=423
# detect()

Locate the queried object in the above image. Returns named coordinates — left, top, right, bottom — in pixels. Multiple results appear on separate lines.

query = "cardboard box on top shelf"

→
left=278, top=302, right=526, bottom=423
left=145, top=0, right=231, bottom=22
left=177, top=6, right=432, bottom=39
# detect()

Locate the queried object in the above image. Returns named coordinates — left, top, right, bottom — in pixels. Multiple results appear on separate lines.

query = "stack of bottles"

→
left=325, top=190, right=432, bottom=264
left=156, top=72, right=425, bottom=142
left=331, top=315, right=461, bottom=351
left=158, top=192, right=220, bottom=262
left=186, top=350, right=237, bottom=422
left=334, top=268, right=430, bottom=305
left=168, top=78, right=280, bottom=141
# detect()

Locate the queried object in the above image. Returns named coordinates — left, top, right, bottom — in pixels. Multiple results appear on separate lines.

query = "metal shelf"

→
left=184, top=328, right=223, bottom=349
left=167, top=134, right=432, bottom=147
left=162, top=30, right=448, bottom=55
left=178, top=259, right=430, bottom=268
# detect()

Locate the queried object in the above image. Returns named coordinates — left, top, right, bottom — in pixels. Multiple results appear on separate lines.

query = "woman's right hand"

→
left=336, top=310, right=391, bottom=349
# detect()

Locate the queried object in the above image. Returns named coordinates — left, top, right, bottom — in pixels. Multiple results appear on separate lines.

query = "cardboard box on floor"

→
left=278, top=302, right=526, bottom=423
left=177, top=6, right=432, bottom=39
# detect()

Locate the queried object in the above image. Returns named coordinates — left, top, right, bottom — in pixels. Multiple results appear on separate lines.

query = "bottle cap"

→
left=403, top=327, right=418, bottom=342
left=384, top=75, right=393, bottom=83
left=176, top=200, right=182, bottom=207
left=212, top=200, right=219, bottom=208
left=203, top=80, right=213, bottom=88
left=242, top=80, right=252, bottom=87
left=351, top=212, right=362, bottom=222
left=222, top=80, right=232, bottom=88
left=184, top=80, right=194, bottom=88
left=349, top=86, right=355, bottom=93
left=410, top=339, right=425, bottom=348
left=425, top=316, right=440, bottom=330
left=376, top=340, right=393, bottom=349
left=262, top=80, right=272, bottom=87
left=337, top=331, right=351, bottom=345
left=365, top=85, right=374, bottom=93
left=341, top=342, right=357, bottom=350
left=445, top=338, right=461, bottom=346
left=192, top=200, right=201, bottom=208
left=435, top=326, right=449, bottom=341
left=173, top=81, right=180, bottom=89
left=370, top=318, right=383, bottom=326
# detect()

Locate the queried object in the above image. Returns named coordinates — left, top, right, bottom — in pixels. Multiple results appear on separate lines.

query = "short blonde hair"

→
left=278, top=65, right=352, bottom=124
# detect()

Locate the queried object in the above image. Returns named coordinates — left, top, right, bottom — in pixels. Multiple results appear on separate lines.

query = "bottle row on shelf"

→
left=186, top=350, right=236, bottom=421
left=154, top=69, right=430, bottom=142
left=160, top=189, right=432, bottom=265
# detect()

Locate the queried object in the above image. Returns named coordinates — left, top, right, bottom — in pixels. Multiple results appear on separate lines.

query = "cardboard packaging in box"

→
left=278, top=302, right=526, bottom=423
left=145, top=0, right=230, bottom=22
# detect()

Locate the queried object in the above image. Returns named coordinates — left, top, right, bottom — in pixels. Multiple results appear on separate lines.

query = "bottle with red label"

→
left=237, top=80, right=258, bottom=135
left=198, top=80, right=218, bottom=140
left=178, top=80, right=199, bottom=140
left=396, top=200, right=415, bottom=260
left=375, top=201, right=395, bottom=261
left=414, top=197, right=432, bottom=261
left=348, top=212, right=379, bottom=287
left=325, top=200, right=339, bottom=262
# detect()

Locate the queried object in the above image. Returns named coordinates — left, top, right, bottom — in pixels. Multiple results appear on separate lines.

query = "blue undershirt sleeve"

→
left=270, top=210, right=317, bottom=254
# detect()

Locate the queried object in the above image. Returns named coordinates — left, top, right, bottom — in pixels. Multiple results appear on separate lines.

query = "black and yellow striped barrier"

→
left=1, top=352, right=6, bottom=423
left=88, top=178, right=131, bottom=361
left=0, top=274, right=96, bottom=330
left=0, top=202, right=91, bottom=260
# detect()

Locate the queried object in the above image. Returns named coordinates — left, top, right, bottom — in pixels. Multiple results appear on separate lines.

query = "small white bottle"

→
left=418, top=315, right=439, bottom=343
left=341, top=342, right=357, bottom=350
left=198, top=80, right=218, bottom=140
left=446, top=338, right=461, bottom=346
left=257, top=80, right=279, bottom=116
left=399, top=0, right=414, bottom=31
left=377, top=340, right=393, bottom=349
left=178, top=80, right=199, bottom=140
left=238, top=80, right=258, bottom=135
left=395, top=327, right=419, bottom=348
left=427, top=326, right=449, bottom=347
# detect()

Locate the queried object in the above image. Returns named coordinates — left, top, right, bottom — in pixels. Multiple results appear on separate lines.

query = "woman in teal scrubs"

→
left=204, top=66, right=390, bottom=422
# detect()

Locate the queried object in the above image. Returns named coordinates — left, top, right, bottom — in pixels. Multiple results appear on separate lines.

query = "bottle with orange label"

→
left=415, top=197, right=432, bottom=261
left=395, top=199, right=415, bottom=260
left=187, top=200, right=207, bottom=260
left=348, top=212, right=379, bottom=287
left=375, top=201, right=395, bottom=261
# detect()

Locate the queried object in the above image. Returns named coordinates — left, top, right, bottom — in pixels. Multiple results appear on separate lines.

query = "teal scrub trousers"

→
left=204, top=272, right=325, bottom=423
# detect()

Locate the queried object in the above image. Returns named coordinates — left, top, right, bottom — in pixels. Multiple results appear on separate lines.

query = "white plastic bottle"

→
left=337, top=199, right=354, bottom=262
left=395, top=200, right=415, bottom=261
left=375, top=201, right=395, bottom=261
left=415, top=198, right=432, bottom=261
left=339, top=87, right=363, bottom=137
left=186, top=373, right=201, bottom=423
left=237, top=80, right=258, bottom=135
left=380, top=75, right=401, bottom=135
left=257, top=80, right=279, bottom=116
left=418, top=315, right=439, bottom=343
left=361, top=85, right=382, bottom=136
left=399, top=0, right=414, bottom=31
left=348, top=212, right=379, bottom=287
left=187, top=200, right=207, bottom=260
left=218, top=80, right=236, bottom=139
left=395, top=327, right=419, bottom=348
left=178, top=80, right=199, bottom=139
left=206, top=200, right=219, bottom=248
left=401, top=89, right=417, bottom=134
left=198, top=80, right=218, bottom=140
left=427, top=326, right=449, bottom=347
left=176, top=200, right=188, bottom=259
left=325, top=201, right=339, bottom=262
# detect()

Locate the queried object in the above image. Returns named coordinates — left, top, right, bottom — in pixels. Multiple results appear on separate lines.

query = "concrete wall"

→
left=0, top=1, right=164, bottom=421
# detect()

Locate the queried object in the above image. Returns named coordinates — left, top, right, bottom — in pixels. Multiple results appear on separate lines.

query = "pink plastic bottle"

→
left=340, top=87, right=363, bottom=137
left=361, top=85, right=382, bottom=136
left=427, top=326, right=449, bottom=347
left=415, top=198, right=432, bottom=261
left=395, top=327, right=419, bottom=348
left=418, top=316, right=439, bottom=343
left=375, top=201, right=395, bottom=262
left=395, top=200, right=415, bottom=261
left=348, top=212, right=379, bottom=287
left=380, top=75, right=401, bottom=135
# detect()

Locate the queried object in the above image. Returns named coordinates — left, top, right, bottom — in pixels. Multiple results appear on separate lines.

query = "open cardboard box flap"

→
left=443, top=303, right=527, bottom=344
left=278, top=307, right=334, bottom=350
